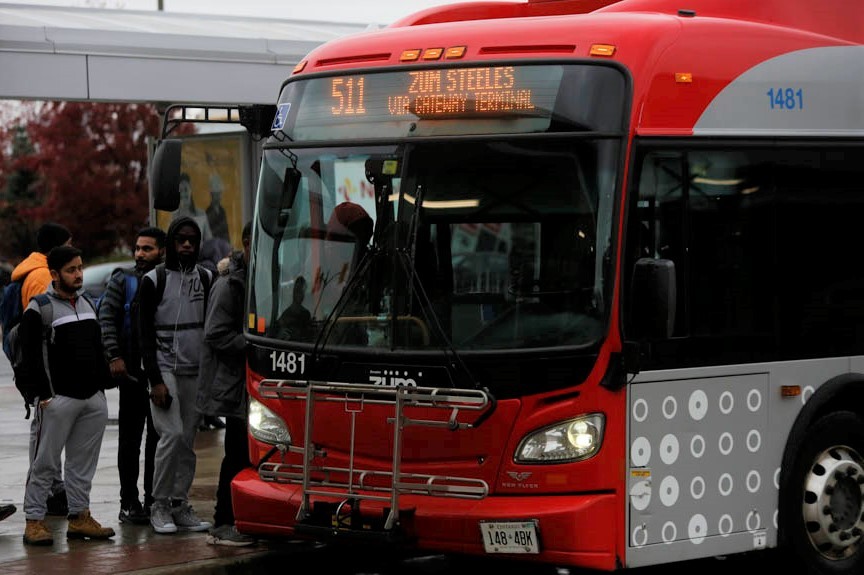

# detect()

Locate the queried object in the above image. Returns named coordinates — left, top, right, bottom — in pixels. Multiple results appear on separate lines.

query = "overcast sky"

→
left=8, top=0, right=489, bottom=25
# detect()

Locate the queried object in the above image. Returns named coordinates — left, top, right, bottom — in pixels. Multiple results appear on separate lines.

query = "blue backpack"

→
left=1, top=280, right=25, bottom=362
left=95, top=268, right=139, bottom=342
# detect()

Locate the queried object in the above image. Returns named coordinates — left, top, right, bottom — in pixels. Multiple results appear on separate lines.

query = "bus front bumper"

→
left=231, top=468, right=620, bottom=571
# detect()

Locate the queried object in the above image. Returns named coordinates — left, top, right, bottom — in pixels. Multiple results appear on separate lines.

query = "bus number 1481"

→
left=269, top=351, right=306, bottom=375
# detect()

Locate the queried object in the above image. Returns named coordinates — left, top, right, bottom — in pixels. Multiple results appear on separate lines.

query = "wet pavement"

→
left=0, top=354, right=281, bottom=574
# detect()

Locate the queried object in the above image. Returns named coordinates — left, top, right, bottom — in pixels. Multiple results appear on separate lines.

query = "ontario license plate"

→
left=479, top=521, right=539, bottom=554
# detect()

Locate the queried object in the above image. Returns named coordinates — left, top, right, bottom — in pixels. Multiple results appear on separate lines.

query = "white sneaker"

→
left=172, top=503, right=211, bottom=532
left=150, top=502, right=177, bottom=534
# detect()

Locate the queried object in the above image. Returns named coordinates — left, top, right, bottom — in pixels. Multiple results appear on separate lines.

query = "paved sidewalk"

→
left=0, top=354, right=280, bottom=574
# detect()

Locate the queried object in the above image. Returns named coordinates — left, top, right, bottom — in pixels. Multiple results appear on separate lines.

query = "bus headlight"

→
left=515, top=414, right=605, bottom=463
left=248, top=398, right=292, bottom=446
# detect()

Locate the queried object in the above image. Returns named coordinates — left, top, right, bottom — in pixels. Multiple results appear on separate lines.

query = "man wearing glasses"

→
left=138, top=218, right=213, bottom=535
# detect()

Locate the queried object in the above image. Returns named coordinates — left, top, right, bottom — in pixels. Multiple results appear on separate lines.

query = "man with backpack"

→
left=3, top=222, right=73, bottom=517
left=138, top=217, right=212, bottom=535
left=19, top=245, right=115, bottom=545
left=98, top=227, right=166, bottom=525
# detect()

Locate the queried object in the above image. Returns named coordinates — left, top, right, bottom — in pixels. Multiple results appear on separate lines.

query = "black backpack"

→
left=0, top=279, right=25, bottom=362
left=8, top=294, right=54, bottom=419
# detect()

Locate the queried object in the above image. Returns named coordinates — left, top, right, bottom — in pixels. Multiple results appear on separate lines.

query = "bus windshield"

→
left=249, top=63, right=626, bottom=353
left=251, top=138, right=619, bottom=352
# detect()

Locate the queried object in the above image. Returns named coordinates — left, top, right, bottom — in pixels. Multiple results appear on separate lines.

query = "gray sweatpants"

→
left=150, top=372, right=199, bottom=505
left=29, top=415, right=66, bottom=497
left=24, top=393, right=108, bottom=520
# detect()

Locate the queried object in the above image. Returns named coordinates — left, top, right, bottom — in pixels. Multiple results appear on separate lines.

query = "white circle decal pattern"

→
left=746, top=430, right=761, bottom=453
left=690, top=476, right=706, bottom=500
left=719, top=473, right=734, bottom=496
left=719, top=391, right=734, bottom=414
left=630, top=479, right=652, bottom=511
left=774, top=467, right=781, bottom=489
left=662, top=521, right=677, bottom=544
left=747, top=470, right=761, bottom=493
left=633, top=398, right=649, bottom=422
left=719, top=432, right=734, bottom=455
left=718, top=514, right=734, bottom=537
left=689, top=390, right=708, bottom=421
left=660, top=476, right=680, bottom=507
left=688, top=514, right=707, bottom=545
left=746, top=511, right=761, bottom=531
left=632, top=525, right=648, bottom=547
left=660, top=434, right=680, bottom=465
left=631, top=437, right=651, bottom=467
left=801, top=385, right=815, bottom=405
left=747, top=389, right=762, bottom=412
left=690, top=435, right=706, bottom=459
left=662, top=396, right=678, bottom=420
left=773, top=509, right=779, bottom=529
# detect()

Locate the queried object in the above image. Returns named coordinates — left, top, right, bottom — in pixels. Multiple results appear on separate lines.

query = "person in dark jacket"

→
left=138, top=217, right=212, bottom=535
left=198, top=221, right=255, bottom=546
left=98, top=226, right=166, bottom=525
left=20, top=245, right=115, bottom=545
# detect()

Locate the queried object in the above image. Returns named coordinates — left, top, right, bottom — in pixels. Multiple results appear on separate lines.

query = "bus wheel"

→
left=783, top=411, right=864, bottom=574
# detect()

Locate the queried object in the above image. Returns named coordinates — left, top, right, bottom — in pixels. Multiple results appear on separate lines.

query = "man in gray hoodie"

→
left=138, top=217, right=212, bottom=535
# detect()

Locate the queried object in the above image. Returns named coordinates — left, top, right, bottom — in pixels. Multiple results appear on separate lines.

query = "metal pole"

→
left=158, top=0, right=163, bottom=11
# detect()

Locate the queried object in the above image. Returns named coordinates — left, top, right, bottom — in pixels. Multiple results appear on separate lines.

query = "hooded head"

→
left=37, top=222, right=72, bottom=254
left=326, top=202, right=373, bottom=245
left=165, top=216, right=202, bottom=270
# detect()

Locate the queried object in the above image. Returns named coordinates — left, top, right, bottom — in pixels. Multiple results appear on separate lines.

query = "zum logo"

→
left=368, top=369, right=422, bottom=387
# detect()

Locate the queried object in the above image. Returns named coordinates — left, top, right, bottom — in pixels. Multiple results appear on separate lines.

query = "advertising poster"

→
left=156, top=132, right=248, bottom=270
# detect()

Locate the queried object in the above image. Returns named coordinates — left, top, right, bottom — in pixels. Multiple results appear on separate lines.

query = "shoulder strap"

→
left=123, top=271, right=139, bottom=335
left=33, top=294, right=52, bottom=329
left=32, top=293, right=54, bottom=396
left=198, top=265, right=213, bottom=311
left=155, top=263, right=167, bottom=304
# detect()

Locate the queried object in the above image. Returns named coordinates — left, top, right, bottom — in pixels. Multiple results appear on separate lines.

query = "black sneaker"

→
left=46, top=490, right=68, bottom=516
left=119, top=501, right=150, bottom=526
left=0, top=503, right=16, bottom=522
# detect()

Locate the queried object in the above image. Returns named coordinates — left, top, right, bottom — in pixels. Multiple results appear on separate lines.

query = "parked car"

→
left=82, top=260, right=135, bottom=300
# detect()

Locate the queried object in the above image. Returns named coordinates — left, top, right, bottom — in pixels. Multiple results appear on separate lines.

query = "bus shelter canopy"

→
left=0, top=2, right=374, bottom=105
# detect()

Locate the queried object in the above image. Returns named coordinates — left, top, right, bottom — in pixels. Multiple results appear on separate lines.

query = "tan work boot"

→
left=67, top=509, right=115, bottom=540
left=23, top=519, right=54, bottom=546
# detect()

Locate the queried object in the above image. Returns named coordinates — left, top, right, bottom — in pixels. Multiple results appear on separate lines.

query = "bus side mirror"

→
left=150, top=139, right=182, bottom=212
left=631, top=258, right=676, bottom=340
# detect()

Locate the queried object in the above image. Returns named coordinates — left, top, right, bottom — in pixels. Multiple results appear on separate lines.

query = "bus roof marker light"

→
left=293, top=60, right=307, bottom=74
left=676, top=72, right=693, bottom=83
left=589, top=44, right=616, bottom=57
left=423, top=48, right=444, bottom=60
left=445, top=46, right=466, bottom=59
left=400, top=49, right=421, bottom=61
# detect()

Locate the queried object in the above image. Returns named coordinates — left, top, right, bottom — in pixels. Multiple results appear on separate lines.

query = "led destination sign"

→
left=276, top=64, right=626, bottom=140
left=330, top=67, right=537, bottom=118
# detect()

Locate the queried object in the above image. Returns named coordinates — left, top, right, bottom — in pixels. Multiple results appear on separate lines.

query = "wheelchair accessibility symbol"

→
left=272, top=103, right=291, bottom=131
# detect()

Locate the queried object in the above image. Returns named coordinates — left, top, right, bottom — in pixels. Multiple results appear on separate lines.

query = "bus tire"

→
left=781, top=411, right=864, bottom=575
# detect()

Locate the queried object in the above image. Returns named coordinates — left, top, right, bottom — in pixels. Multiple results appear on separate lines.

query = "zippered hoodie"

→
left=19, top=284, right=110, bottom=401
left=139, top=217, right=210, bottom=386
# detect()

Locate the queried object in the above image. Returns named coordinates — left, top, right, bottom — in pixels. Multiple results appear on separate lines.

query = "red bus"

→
left=154, top=0, right=864, bottom=572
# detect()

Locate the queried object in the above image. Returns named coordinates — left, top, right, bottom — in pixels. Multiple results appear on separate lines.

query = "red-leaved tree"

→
left=0, top=101, right=171, bottom=260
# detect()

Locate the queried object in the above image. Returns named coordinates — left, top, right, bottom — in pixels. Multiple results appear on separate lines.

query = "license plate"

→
left=479, top=521, right=539, bottom=554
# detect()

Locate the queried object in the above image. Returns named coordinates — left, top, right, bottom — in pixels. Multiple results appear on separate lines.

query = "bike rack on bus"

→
left=257, top=379, right=492, bottom=534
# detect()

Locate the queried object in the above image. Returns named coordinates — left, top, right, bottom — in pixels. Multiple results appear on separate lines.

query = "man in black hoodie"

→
left=138, top=217, right=212, bottom=535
